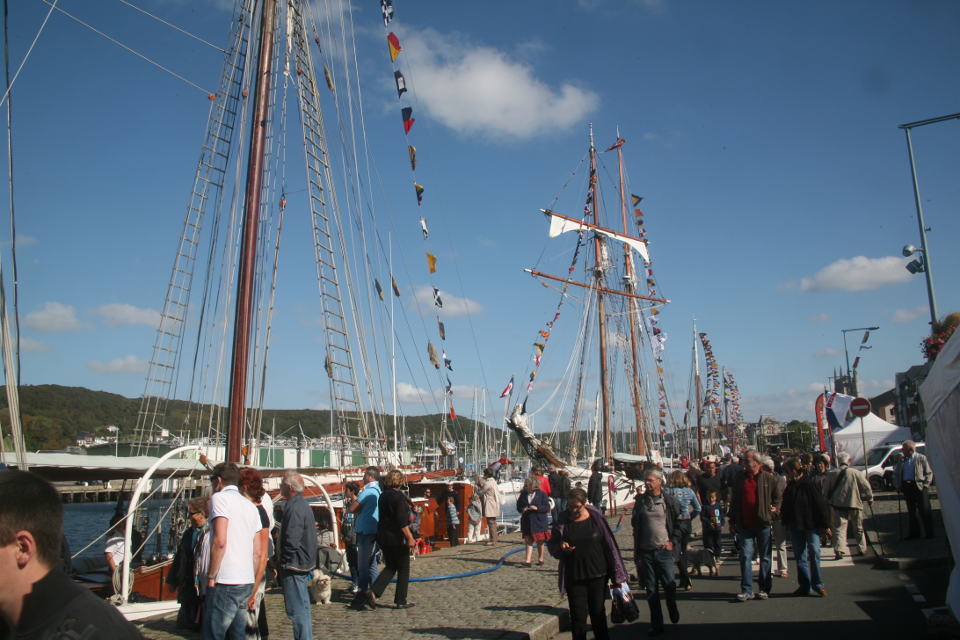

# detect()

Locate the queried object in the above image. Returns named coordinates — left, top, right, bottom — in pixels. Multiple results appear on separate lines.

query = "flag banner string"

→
left=378, top=2, right=460, bottom=421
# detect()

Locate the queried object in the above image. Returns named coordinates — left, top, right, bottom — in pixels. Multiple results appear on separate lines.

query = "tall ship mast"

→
left=506, top=125, right=672, bottom=468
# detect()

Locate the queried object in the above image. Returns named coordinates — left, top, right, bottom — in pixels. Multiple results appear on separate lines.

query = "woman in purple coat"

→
left=548, top=488, right=629, bottom=640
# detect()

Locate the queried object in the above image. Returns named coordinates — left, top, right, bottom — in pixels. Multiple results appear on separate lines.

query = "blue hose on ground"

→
left=334, top=514, right=626, bottom=583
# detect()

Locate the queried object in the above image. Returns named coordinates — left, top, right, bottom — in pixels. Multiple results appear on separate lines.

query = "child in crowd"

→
left=700, top=489, right=725, bottom=558
left=446, top=493, right=460, bottom=546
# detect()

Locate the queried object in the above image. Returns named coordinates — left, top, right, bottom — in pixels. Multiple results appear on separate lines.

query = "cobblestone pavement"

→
left=138, top=527, right=581, bottom=640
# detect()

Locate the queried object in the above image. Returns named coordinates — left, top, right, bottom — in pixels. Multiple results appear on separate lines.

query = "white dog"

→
left=307, top=569, right=332, bottom=605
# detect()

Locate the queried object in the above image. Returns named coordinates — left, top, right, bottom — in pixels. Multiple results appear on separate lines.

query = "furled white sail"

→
left=547, top=214, right=649, bottom=263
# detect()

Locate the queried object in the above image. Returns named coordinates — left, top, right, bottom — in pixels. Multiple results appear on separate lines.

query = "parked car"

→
left=865, top=442, right=926, bottom=490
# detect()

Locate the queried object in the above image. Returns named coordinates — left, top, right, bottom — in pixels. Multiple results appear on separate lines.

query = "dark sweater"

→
left=13, top=568, right=143, bottom=639
left=781, top=476, right=832, bottom=531
left=280, top=493, right=319, bottom=573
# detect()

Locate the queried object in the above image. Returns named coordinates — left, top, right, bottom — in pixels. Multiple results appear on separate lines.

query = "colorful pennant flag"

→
left=442, top=349, right=453, bottom=370
left=604, top=138, right=625, bottom=151
left=415, top=182, right=424, bottom=205
left=374, top=279, right=384, bottom=301
left=324, top=66, right=334, bottom=92
left=387, top=32, right=401, bottom=61
left=394, top=70, right=407, bottom=98
left=408, top=145, right=416, bottom=171
left=419, top=217, right=429, bottom=239
left=402, top=106, right=415, bottom=133
left=381, top=0, right=394, bottom=26
left=427, top=342, right=440, bottom=369
left=449, top=402, right=457, bottom=421
left=391, top=276, right=401, bottom=297
left=499, top=375, right=514, bottom=398
left=426, top=252, right=437, bottom=273
left=437, top=319, right=446, bottom=340
left=445, top=377, right=452, bottom=396
left=631, top=194, right=642, bottom=207
left=433, top=287, right=443, bottom=308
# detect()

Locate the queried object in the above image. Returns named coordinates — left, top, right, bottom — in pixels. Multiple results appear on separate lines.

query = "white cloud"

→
left=814, top=347, right=843, bottom=359
left=86, top=355, right=146, bottom=374
left=24, top=302, right=88, bottom=332
left=411, top=285, right=483, bottom=317
left=394, top=381, right=475, bottom=404
left=19, top=337, right=50, bottom=352
left=400, top=29, right=599, bottom=139
left=93, top=303, right=161, bottom=328
left=795, top=256, right=913, bottom=292
left=891, top=305, right=928, bottom=323
left=808, top=313, right=830, bottom=323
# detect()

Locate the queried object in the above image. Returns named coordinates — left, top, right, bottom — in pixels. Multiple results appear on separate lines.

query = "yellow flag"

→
left=426, top=252, right=437, bottom=274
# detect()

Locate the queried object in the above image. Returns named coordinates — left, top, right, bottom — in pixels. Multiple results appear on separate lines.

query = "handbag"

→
left=608, top=582, right=637, bottom=624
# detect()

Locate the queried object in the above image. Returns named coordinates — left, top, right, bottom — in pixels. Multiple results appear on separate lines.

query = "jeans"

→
left=735, top=525, right=772, bottom=596
left=356, top=533, right=380, bottom=592
left=280, top=571, right=313, bottom=640
left=789, top=528, right=824, bottom=593
left=345, top=544, right=359, bottom=589
left=636, top=548, right=676, bottom=630
left=673, top=519, right=692, bottom=588
left=371, top=543, right=411, bottom=605
left=567, top=576, right=608, bottom=640
left=202, top=582, right=252, bottom=640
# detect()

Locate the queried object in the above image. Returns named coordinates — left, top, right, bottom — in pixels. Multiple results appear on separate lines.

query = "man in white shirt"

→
left=203, top=462, right=263, bottom=640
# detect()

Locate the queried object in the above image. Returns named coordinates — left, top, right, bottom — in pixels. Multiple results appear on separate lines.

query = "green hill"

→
left=0, top=385, right=497, bottom=452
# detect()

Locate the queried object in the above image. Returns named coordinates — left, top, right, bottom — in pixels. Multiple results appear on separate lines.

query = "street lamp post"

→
left=841, top=326, right=880, bottom=397
left=898, top=112, right=960, bottom=328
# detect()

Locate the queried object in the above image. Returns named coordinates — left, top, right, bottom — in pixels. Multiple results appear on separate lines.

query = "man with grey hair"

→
left=893, top=441, right=935, bottom=539
left=826, top=451, right=873, bottom=559
left=727, top=450, right=782, bottom=601
left=632, top=468, right=683, bottom=635
left=763, top=456, right=789, bottom=578
left=279, top=471, right=317, bottom=639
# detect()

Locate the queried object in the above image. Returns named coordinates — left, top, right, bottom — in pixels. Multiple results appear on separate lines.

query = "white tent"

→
left=832, top=412, right=911, bottom=466
left=920, top=330, right=960, bottom=619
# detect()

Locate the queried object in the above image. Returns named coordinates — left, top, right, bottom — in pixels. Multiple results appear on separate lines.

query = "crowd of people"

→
left=0, top=441, right=935, bottom=639
left=546, top=445, right=936, bottom=638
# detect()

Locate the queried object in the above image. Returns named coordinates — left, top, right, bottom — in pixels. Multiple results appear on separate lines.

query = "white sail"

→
left=547, top=213, right=649, bottom=263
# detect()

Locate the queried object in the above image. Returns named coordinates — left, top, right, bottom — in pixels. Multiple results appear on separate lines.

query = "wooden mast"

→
left=694, top=323, right=703, bottom=460
left=588, top=125, right=613, bottom=462
left=226, top=0, right=277, bottom=464
left=614, top=134, right=648, bottom=457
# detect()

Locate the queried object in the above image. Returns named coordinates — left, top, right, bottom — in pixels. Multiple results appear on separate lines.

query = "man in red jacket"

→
left=727, top=450, right=783, bottom=602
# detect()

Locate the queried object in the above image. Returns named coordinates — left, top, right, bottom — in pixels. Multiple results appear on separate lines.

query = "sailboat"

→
left=680, top=326, right=743, bottom=459
left=503, top=125, right=674, bottom=497
left=1, top=0, right=495, bottom=619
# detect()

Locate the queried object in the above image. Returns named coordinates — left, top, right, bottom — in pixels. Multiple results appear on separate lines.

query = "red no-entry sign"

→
left=850, top=397, right=871, bottom=418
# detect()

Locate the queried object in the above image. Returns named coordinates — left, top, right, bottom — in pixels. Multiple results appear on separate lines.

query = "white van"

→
left=864, top=442, right=925, bottom=490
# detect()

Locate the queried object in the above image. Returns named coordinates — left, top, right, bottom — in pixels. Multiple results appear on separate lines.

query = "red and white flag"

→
left=499, top=375, right=514, bottom=398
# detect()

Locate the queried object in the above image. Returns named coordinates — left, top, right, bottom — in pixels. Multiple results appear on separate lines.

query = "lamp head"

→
left=902, top=244, right=918, bottom=257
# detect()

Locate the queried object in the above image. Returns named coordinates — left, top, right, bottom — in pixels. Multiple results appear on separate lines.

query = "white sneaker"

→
left=736, top=592, right=751, bottom=602
left=756, top=591, right=769, bottom=600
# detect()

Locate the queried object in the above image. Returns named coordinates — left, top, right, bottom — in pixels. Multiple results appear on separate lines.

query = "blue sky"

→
left=3, top=0, right=959, bottom=432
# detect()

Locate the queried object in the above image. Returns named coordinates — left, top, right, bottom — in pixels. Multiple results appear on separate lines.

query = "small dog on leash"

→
left=307, top=569, right=332, bottom=605
left=686, top=548, right=720, bottom=576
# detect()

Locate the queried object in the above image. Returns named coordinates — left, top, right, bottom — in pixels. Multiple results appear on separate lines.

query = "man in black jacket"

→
left=0, top=470, right=143, bottom=639
left=279, top=472, right=318, bottom=640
